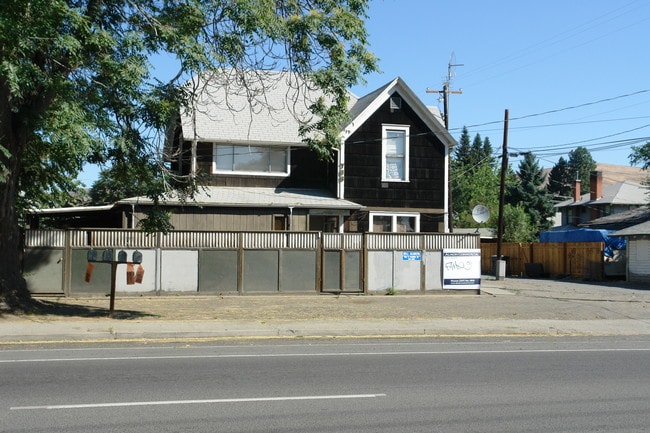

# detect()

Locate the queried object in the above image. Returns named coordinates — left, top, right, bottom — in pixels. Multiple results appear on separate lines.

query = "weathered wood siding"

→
left=343, top=92, right=446, bottom=211
left=133, top=208, right=309, bottom=231
left=342, top=93, right=446, bottom=233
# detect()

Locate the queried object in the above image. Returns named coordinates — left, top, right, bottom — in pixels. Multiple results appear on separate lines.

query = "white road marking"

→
left=1, top=347, right=650, bottom=363
left=11, top=393, right=387, bottom=411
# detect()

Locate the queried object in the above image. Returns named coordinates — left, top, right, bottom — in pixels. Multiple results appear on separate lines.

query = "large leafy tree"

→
left=630, top=141, right=650, bottom=186
left=0, top=0, right=377, bottom=308
left=507, top=152, right=555, bottom=239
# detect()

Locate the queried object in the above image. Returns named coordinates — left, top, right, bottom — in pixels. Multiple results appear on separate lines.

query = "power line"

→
left=452, top=89, right=650, bottom=131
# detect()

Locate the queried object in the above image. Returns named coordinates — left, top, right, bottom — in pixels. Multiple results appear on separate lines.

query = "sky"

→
left=77, top=0, right=650, bottom=186
left=350, top=0, right=650, bottom=171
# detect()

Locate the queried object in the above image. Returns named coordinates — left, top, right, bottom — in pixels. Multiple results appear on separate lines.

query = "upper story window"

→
left=213, top=144, right=289, bottom=176
left=382, top=124, right=409, bottom=182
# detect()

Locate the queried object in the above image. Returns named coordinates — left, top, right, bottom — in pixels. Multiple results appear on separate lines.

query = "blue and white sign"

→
left=402, top=251, right=422, bottom=261
left=442, top=249, right=481, bottom=290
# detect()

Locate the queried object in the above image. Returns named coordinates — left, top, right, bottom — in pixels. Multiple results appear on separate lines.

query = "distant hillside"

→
left=542, top=163, right=648, bottom=187
left=596, top=163, right=648, bottom=186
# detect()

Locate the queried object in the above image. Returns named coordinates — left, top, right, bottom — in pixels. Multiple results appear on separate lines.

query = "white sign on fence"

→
left=442, top=249, right=481, bottom=290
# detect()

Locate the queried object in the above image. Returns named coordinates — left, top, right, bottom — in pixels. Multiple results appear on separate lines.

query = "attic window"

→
left=389, top=96, right=402, bottom=111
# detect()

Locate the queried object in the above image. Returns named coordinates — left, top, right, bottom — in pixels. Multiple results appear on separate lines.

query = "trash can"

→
left=491, top=255, right=509, bottom=276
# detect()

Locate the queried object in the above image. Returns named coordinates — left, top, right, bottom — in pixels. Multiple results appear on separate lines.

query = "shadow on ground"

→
left=1, top=300, right=159, bottom=320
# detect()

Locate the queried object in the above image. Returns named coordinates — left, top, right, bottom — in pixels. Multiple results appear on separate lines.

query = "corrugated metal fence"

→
left=24, top=229, right=480, bottom=295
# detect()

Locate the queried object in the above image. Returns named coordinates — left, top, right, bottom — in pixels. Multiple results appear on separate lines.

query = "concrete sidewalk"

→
left=1, top=276, right=649, bottom=343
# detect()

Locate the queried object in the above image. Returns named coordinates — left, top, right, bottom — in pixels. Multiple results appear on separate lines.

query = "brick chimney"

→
left=590, top=170, right=602, bottom=200
left=590, top=170, right=603, bottom=221
left=573, top=179, right=581, bottom=202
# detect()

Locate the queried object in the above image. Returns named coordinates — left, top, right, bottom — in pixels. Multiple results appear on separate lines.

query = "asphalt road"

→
left=2, top=337, right=650, bottom=433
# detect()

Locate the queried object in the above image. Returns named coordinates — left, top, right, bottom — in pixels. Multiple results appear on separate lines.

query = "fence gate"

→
left=321, top=234, right=363, bottom=293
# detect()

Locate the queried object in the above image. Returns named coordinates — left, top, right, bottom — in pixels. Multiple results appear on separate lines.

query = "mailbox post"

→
left=87, top=249, right=143, bottom=318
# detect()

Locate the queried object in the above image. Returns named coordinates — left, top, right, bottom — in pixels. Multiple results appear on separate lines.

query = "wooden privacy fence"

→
left=480, top=242, right=605, bottom=280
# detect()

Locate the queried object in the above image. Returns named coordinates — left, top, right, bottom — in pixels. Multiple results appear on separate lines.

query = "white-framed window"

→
left=369, top=212, right=419, bottom=233
left=212, top=144, right=290, bottom=176
left=381, top=124, right=409, bottom=182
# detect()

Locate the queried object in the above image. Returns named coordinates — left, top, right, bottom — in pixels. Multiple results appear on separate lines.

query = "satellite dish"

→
left=472, top=205, right=490, bottom=224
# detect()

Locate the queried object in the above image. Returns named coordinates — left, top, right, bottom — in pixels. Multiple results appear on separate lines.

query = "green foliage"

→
left=0, top=0, right=378, bottom=305
left=547, top=147, right=596, bottom=200
left=630, top=141, right=650, bottom=170
left=547, top=156, right=572, bottom=198
left=507, top=153, right=555, bottom=238
left=502, top=204, right=536, bottom=242
left=452, top=127, right=500, bottom=228
left=568, top=146, right=597, bottom=190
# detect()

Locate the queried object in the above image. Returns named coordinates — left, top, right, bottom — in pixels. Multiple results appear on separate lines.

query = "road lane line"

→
left=10, top=393, right=387, bottom=411
left=2, top=347, right=650, bottom=363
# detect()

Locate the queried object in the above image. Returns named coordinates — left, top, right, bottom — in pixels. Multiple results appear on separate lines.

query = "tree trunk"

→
left=0, top=121, right=32, bottom=309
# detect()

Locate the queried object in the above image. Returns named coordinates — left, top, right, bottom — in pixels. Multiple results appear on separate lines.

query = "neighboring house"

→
left=554, top=170, right=649, bottom=228
left=613, top=219, right=650, bottom=283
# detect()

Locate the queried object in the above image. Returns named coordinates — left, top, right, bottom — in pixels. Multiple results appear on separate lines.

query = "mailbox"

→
left=87, top=249, right=97, bottom=262
left=102, top=249, right=113, bottom=262
left=132, top=250, right=143, bottom=264
left=117, top=250, right=127, bottom=263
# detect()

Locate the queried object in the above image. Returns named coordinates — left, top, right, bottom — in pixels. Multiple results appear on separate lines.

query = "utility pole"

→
left=496, top=109, right=509, bottom=280
left=427, top=57, right=463, bottom=233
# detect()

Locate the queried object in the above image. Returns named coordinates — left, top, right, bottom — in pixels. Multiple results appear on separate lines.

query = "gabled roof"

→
left=179, top=71, right=456, bottom=149
left=119, top=187, right=363, bottom=210
left=555, top=180, right=649, bottom=209
left=179, top=69, right=330, bottom=145
left=341, top=77, right=455, bottom=147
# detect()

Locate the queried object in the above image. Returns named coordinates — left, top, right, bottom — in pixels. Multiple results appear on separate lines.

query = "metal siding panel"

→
left=279, top=250, right=316, bottom=291
left=367, top=251, right=393, bottom=291
left=199, top=250, right=239, bottom=292
left=425, top=251, right=443, bottom=290
left=114, top=249, right=156, bottom=293
left=23, top=248, right=64, bottom=294
left=322, top=250, right=341, bottom=291
left=70, top=249, right=112, bottom=295
left=393, top=251, right=421, bottom=291
left=344, top=251, right=362, bottom=291
left=243, top=250, right=279, bottom=291
left=160, top=250, right=198, bottom=292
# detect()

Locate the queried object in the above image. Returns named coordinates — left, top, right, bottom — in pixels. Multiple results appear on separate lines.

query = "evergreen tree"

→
left=507, top=153, right=555, bottom=237
left=567, top=146, right=597, bottom=190
left=548, top=156, right=572, bottom=198
left=452, top=126, right=472, bottom=170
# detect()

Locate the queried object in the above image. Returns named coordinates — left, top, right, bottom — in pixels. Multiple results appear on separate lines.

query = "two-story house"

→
left=28, top=69, right=456, bottom=233
left=122, top=69, right=456, bottom=233
left=554, top=170, right=649, bottom=227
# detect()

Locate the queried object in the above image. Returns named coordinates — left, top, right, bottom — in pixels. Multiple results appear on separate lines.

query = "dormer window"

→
left=381, top=124, right=409, bottom=182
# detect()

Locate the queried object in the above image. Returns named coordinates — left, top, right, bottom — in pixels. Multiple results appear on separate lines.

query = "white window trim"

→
left=211, top=143, right=291, bottom=177
left=369, top=211, right=420, bottom=233
left=381, top=124, right=410, bottom=182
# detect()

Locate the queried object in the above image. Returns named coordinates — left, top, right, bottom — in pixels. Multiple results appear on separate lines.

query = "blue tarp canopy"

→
left=540, top=228, right=626, bottom=258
